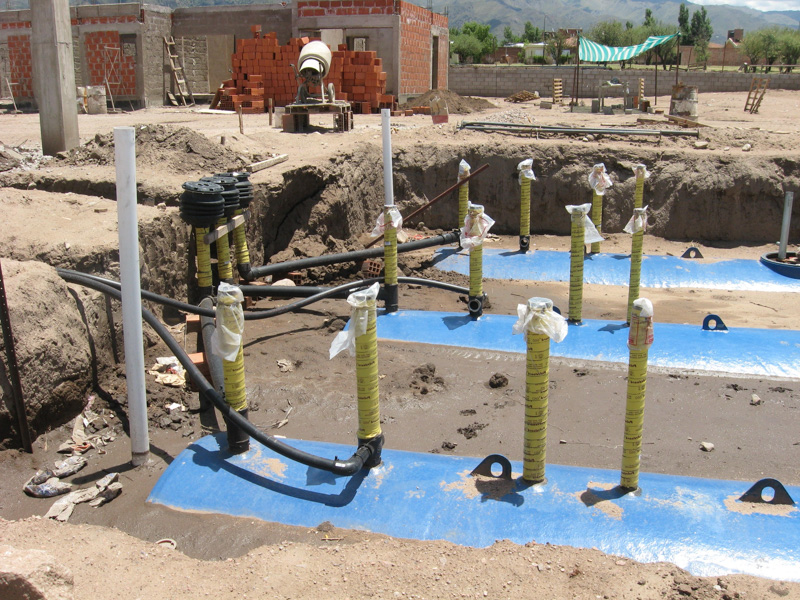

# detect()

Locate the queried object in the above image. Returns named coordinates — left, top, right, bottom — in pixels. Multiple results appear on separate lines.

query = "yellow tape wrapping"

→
left=469, top=244, right=483, bottom=298
left=232, top=209, right=251, bottom=266
left=568, top=211, right=584, bottom=322
left=383, top=208, right=398, bottom=286
left=523, top=332, right=549, bottom=482
left=634, top=174, right=645, bottom=210
left=627, top=228, right=644, bottom=323
left=223, top=345, right=247, bottom=412
left=215, top=218, right=233, bottom=281
left=620, top=347, right=649, bottom=489
left=195, top=227, right=212, bottom=288
left=458, top=183, right=469, bottom=230
left=591, top=190, right=602, bottom=254
left=355, top=300, right=381, bottom=440
left=520, top=178, right=531, bottom=238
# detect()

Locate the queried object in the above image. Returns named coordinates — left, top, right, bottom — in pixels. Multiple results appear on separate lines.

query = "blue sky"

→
left=690, top=0, right=800, bottom=11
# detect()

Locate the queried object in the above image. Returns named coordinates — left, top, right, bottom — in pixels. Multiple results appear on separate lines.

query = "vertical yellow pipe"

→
left=568, top=209, right=585, bottom=323
left=520, top=176, right=531, bottom=239
left=458, top=160, right=470, bottom=231
left=383, top=208, right=398, bottom=286
left=355, top=296, right=381, bottom=441
left=633, top=166, right=645, bottom=210
left=590, top=190, right=602, bottom=254
left=195, top=226, right=212, bottom=290
left=627, top=208, right=646, bottom=324
left=468, top=204, right=483, bottom=300
left=620, top=298, right=654, bottom=490
left=232, top=208, right=251, bottom=267
left=524, top=331, right=549, bottom=482
left=215, top=218, right=233, bottom=283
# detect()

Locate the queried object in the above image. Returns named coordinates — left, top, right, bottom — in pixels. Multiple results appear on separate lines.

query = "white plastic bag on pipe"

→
left=624, top=206, right=649, bottom=234
left=588, top=163, right=613, bottom=195
left=369, top=206, right=408, bottom=242
left=329, top=282, right=380, bottom=359
left=632, top=163, right=650, bottom=179
left=458, top=159, right=471, bottom=181
left=628, top=297, right=654, bottom=350
left=517, top=158, right=536, bottom=184
left=512, top=297, right=568, bottom=343
left=460, top=203, right=495, bottom=251
left=211, top=282, right=244, bottom=362
left=565, top=203, right=604, bottom=245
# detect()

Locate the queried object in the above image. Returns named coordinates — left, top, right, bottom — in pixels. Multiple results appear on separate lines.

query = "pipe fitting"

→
left=225, top=408, right=250, bottom=454
left=358, top=433, right=385, bottom=469
left=468, top=294, right=485, bottom=318
left=519, top=235, right=530, bottom=252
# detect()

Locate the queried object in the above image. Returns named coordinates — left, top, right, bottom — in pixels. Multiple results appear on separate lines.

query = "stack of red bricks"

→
left=218, top=25, right=396, bottom=113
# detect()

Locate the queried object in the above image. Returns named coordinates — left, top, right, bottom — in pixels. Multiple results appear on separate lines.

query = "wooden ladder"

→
left=553, top=78, right=563, bottom=104
left=744, top=77, right=768, bottom=114
left=164, top=36, right=194, bottom=106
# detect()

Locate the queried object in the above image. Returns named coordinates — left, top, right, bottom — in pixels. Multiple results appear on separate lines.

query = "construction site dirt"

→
left=1, top=89, right=800, bottom=600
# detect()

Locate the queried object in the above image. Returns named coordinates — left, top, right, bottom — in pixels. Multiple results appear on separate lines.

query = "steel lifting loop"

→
left=681, top=246, right=704, bottom=259
left=470, top=454, right=513, bottom=481
left=738, top=478, right=795, bottom=505
left=702, top=314, right=728, bottom=331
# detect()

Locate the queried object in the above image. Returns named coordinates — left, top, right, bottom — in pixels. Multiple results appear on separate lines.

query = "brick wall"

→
left=449, top=65, right=800, bottom=98
left=297, top=0, right=396, bottom=18
left=398, top=1, right=432, bottom=97
left=7, top=33, right=31, bottom=98
left=84, top=30, right=136, bottom=96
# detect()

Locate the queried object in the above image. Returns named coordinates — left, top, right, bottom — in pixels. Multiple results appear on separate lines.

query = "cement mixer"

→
left=292, top=40, right=336, bottom=104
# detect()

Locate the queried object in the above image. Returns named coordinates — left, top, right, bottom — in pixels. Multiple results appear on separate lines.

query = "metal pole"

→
left=0, top=259, right=33, bottom=452
left=779, top=192, right=795, bottom=261
left=114, top=126, right=149, bottom=467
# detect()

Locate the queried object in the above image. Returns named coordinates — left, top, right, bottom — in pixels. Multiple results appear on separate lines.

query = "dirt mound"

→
left=57, top=124, right=250, bottom=174
left=400, top=89, right=496, bottom=114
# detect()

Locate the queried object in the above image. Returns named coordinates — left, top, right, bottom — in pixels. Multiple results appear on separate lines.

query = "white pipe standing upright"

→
left=778, top=191, right=794, bottom=260
left=381, top=109, right=394, bottom=207
left=114, top=126, right=149, bottom=466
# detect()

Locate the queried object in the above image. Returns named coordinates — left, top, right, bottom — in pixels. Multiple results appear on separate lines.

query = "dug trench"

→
left=1, top=131, right=800, bottom=595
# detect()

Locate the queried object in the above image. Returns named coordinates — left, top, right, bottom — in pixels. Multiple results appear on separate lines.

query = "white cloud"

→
left=690, top=0, right=800, bottom=11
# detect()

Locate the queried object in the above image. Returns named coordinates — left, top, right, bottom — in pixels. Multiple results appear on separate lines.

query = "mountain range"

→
left=433, top=0, right=800, bottom=44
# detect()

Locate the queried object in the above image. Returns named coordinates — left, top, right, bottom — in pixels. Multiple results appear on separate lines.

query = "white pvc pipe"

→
left=114, top=127, right=149, bottom=467
left=778, top=191, right=794, bottom=260
left=381, top=108, right=394, bottom=207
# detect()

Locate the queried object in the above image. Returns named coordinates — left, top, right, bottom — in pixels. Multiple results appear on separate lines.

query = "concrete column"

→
left=30, top=0, right=79, bottom=156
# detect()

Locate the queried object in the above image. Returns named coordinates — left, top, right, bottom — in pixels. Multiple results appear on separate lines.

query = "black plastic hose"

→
left=245, top=230, right=460, bottom=281
left=58, top=272, right=376, bottom=475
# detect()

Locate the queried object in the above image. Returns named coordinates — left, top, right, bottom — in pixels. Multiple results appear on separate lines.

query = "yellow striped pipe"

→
left=195, top=226, right=212, bottom=290
left=383, top=208, right=398, bottom=286
left=524, top=331, right=549, bottom=482
left=620, top=298, right=654, bottom=490
left=520, top=175, right=531, bottom=239
left=232, top=208, right=251, bottom=267
left=627, top=207, right=646, bottom=323
left=568, top=209, right=585, bottom=323
left=458, top=161, right=470, bottom=231
left=590, top=190, right=602, bottom=254
left=215, top=217, right=234, bottom=283
left=355, top=296, right=381, bottom=441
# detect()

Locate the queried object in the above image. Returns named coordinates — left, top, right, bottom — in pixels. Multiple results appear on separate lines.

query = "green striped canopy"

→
left=579, top=33, right=679, bottom=62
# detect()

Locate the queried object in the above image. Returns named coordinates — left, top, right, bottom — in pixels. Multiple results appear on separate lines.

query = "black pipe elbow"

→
left=237, top=262, right=253, bottom=282
left=468, top=294, right=486, bottom=318
left=519, top=235, right=530, bottom=252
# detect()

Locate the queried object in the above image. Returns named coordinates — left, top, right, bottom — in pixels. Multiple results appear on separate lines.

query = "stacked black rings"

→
left=179, top=181, right=225, bottom=227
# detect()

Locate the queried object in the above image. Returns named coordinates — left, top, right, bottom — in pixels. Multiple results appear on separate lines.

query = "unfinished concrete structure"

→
left=0, top=0, right=447, bottom=108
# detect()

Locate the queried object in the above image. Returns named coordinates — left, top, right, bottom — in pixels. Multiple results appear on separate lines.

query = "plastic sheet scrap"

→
left=512, top=297, right=568, bottom=342
left=588, top=163, right=613, bottom=195
left=211, top=282, right=244, bottom=361
left=22, top=456, right=88, bottom=498
left=460, top=203, right=495, bottom=251
left=370, top=206, right=408, bottom=242
left=633, top=163, right=650, bottom=180
left=565, top=203, right=604, bottom=244
left=44, top=472, right=122, bottom=522
left=148, top=356, right=186, bottom=388
left=517, top=158, right=536, bottom=183
left=624, top=206, right=649, bottom=234
left=329, top=282, right=380, bottom=359
left=458, top=159, right=471, bottom=181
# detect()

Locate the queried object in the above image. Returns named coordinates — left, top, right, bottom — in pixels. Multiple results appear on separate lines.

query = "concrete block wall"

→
left=141, top=6, right=171, bottom=108
left=172, top=5, right=292, bottom=43
left=174, top=36, right=209, bottom=95
left=297, top=0, right=395, bottom=18
left=449, top=65, right=800, bottom=99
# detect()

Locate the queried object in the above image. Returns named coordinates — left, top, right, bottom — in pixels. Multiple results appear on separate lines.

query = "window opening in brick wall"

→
left=120, top=33, right=136, bottom=58
left=431, top=35, right=438, bottom=89
left=347, top=37, right=367, bottom=52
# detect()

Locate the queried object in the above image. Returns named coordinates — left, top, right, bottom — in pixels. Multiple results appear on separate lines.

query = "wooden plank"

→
left=202, top=210, right=250, bottom=245
left=246, top=154, right=289, bottom=173
left=665, top=114, right=711, bottom=128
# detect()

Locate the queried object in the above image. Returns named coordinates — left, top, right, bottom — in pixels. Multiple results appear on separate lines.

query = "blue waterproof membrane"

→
left=148, top=434, right=800, bottom=582
left=374, top=310, right=800, bottom=378
left=432, top=248, right=800, bottom=292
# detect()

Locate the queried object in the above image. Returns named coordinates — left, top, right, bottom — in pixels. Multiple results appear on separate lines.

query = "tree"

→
left=646, top=22, right=679, bottom=69
left=760, top=28, right=782, bottom=71
left=740, top=31, right=766, bottom=67
left=450, top=22, right=497, bottom=63
left=546, top=30, right=570, bottom=65
left=588, top=20, right=625, bottom=47
left=503, top=26, right=520, bottom=45
left=689, top=7, right=712, bottom=46
left=779, top=29, right=800, bottom=71
left=522, top=22, right=543, bottom=44
left=678, top=4, right=690, bottom=40
left=643, top=9, right=656, bottom=29
left=451, top=34, right=484, bottom=63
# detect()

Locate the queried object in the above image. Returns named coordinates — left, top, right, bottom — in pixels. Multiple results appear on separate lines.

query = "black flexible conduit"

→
left=57, top=270, right=374, bottom=475
left=57, top=270, right=469, bottom=319
left=245, top=230, right=461, bottom=281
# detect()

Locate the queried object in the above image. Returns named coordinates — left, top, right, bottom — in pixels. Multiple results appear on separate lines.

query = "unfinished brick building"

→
left=0, top=0, right=447, bottom=108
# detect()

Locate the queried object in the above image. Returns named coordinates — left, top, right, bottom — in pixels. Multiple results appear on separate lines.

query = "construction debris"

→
left=505, top=90, right=539, bottom=103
